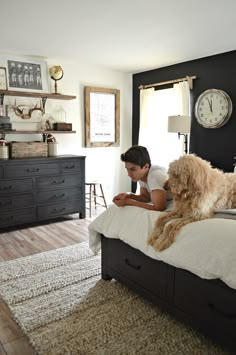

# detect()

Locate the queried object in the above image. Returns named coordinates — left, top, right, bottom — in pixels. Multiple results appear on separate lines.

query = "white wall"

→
left=3, top=57, right=132, bottom=205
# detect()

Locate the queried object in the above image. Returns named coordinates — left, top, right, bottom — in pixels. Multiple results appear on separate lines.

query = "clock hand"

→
left=207, top=97, right=213, bottom=112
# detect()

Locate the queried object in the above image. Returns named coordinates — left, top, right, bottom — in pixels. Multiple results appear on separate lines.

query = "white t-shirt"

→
left=139, top=165, right=172, bottom=200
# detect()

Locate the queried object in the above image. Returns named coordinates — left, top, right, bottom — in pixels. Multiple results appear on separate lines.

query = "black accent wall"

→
left=132, top=50, right=236, bottom=172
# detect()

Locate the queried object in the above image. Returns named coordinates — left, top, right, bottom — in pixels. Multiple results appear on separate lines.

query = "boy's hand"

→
left=113, top=193, right=130, bottom=206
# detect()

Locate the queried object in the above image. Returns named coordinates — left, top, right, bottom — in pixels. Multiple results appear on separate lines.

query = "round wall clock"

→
left=195, top=89, right=233, bottom=128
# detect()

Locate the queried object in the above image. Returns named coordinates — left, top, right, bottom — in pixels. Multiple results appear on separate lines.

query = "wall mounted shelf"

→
left=0, top=130, right=76, bottom=141
left=0, top=89, right=76, bottom=102
left=0, top=89, right=76, bottom=112
left=0, top=130, right=76, bottom=134
left=0, top=90, right=77, bottom=140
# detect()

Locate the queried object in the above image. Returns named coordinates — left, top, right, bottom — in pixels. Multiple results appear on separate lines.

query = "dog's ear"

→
left=168, top=154, right=213, bottom=195
left=167, top=159, right=188, bottom=195
left=183, top=155, right=213, bottom=193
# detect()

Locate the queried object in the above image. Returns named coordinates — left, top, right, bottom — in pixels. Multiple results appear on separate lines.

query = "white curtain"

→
left=138, top=81, right=190, bottom=168
left=173, top=81, right=190, bottom=116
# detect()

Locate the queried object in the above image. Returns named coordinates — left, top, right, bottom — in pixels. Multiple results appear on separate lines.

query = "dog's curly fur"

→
left=148, top=154, right=236, bottom=251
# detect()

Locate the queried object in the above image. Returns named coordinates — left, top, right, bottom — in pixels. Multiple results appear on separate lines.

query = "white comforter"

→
left=89, top=205, right=236, bottom=289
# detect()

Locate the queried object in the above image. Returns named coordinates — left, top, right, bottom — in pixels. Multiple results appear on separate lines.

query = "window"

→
left=139, top=82, right=190, bottom=168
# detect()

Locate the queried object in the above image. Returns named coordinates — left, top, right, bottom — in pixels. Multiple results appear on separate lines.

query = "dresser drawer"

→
left=61, top=160, right=82, bottom=173
left=0, top=208, right=36, bottom=227
left=0, top=193, right=34, bottom=211
left=37, top=187, right=81, bottom=205
left=105, top=239, right=168, bottom=299
left=5, top=163, right=60, bottom=178
left=37, top=200, right=82, bottom=219
left=174, top=269, right=236, bottom=340
left=0, top=178, right=33, bottom=194
left=36, top=174, right=81, bottom=191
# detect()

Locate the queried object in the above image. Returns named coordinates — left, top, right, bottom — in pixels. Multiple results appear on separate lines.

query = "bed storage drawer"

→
left=174, top=269, right=236, bottom=340
left=103, top=238, right=168, bottom=299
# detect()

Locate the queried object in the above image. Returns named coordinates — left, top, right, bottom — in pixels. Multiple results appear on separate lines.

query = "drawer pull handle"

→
left=53, top=180, right=65, bottom=184
left=208, top=302, right=236, bottom=319
left=26, top=168, right=39, bottom=173
left=65, top=165, right=75, bottom=169
left=125, top=258, right=141, bottom=270
left=52, top=207, right=66, bottom=213
left=52, top=193, right=65, bottom=199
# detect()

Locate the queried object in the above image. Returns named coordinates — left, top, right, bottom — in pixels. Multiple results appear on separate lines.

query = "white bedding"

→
left=88, top=205, right=236, bottom=289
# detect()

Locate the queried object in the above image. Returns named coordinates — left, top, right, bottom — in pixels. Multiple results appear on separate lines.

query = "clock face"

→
left=195, top=89, right=232, bottom=128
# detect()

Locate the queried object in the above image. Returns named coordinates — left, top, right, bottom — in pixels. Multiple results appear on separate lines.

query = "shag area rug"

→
left=0, top=242, right=231, bottom=355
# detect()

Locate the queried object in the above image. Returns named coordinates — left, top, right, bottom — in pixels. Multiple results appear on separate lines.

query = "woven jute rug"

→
left=0, top=242, right=231, bottom=355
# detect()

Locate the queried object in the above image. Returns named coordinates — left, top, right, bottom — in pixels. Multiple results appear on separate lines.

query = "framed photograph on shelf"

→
left=1, top=56, right=49, bottom=93
left=85, top=86, right=120, bottom=147
left=0, top=67, right=8, bottom=90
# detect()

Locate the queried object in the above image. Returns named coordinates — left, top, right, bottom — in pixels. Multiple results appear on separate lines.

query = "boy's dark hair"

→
left=121, top=145, right=151, bottom=168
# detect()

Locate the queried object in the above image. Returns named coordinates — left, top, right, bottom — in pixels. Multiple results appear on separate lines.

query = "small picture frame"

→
left=1, top=56, right=49, bottom=93
left=0, top=67, right=8, bottom=90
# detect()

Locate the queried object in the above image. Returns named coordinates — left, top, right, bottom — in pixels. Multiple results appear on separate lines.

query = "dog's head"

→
left=167, top=154, right=213, bottom=200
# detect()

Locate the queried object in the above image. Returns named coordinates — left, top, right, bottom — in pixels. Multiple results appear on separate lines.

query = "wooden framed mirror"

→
left=85, top=86, right=120, bottom=147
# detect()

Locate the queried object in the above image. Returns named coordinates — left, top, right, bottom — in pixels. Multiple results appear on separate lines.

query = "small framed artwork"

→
left=2, top=56, right=49, bottom=93
left=0, top=67, right=8, bottom=90
left=85, top=86, right=120, bottom=147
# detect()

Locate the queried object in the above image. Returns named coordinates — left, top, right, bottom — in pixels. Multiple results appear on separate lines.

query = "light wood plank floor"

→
left=0, top=209, right=104, bottom=355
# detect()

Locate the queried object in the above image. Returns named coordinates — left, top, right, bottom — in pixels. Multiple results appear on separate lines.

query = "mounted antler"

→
left=13, top=100, right=44, bottom=119
left=29, top=101, right=44, bottom=117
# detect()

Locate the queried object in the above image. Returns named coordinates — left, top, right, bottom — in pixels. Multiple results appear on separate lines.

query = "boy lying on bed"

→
left=113, top=145, right=172, bottom=211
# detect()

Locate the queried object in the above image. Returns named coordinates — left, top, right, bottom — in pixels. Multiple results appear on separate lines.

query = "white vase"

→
left=0, top=146, right=9, bottom=159
left=48, top=142, right=58, bottom=157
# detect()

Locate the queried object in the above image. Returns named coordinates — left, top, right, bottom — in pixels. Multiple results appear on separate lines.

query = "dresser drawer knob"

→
left=125, top=258, right=141, bottom=270
left=53, top=180, right=65, bottom=184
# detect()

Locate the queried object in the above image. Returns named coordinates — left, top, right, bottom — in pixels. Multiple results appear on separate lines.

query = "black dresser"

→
left=0, top=155, right=86, bottom=229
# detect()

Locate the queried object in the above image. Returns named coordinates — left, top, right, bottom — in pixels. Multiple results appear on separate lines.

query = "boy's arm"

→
left=126, top=187, right=150, bottom=202
left=113, top=188, right=166, bottom=211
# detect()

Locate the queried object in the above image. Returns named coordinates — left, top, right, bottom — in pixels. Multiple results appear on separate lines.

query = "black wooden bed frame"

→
left=101, top=235, right=236, bottom=352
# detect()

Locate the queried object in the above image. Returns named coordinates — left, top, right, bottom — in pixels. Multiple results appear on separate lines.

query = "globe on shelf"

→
left=49, top=65, right=64, bottom=94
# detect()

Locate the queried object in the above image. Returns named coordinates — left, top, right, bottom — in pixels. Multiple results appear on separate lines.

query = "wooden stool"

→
left=85, top=182, right=107, bottom=217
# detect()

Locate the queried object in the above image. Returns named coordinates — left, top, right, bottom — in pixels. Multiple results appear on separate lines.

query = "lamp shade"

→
left=168, top=115, right=190, bottom=134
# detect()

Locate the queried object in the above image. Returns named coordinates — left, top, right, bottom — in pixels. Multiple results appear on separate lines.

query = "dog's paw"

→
left=147, top=232, right=156, bottom=246
left=153, top=234, right=172, bottom=251
left=154, top=220, right=166, bottom=235
left=147, top=227, right=163, bottom=245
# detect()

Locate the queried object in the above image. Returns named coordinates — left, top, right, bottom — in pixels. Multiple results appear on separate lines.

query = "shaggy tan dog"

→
left=148, top=154, right=236, bottom=251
